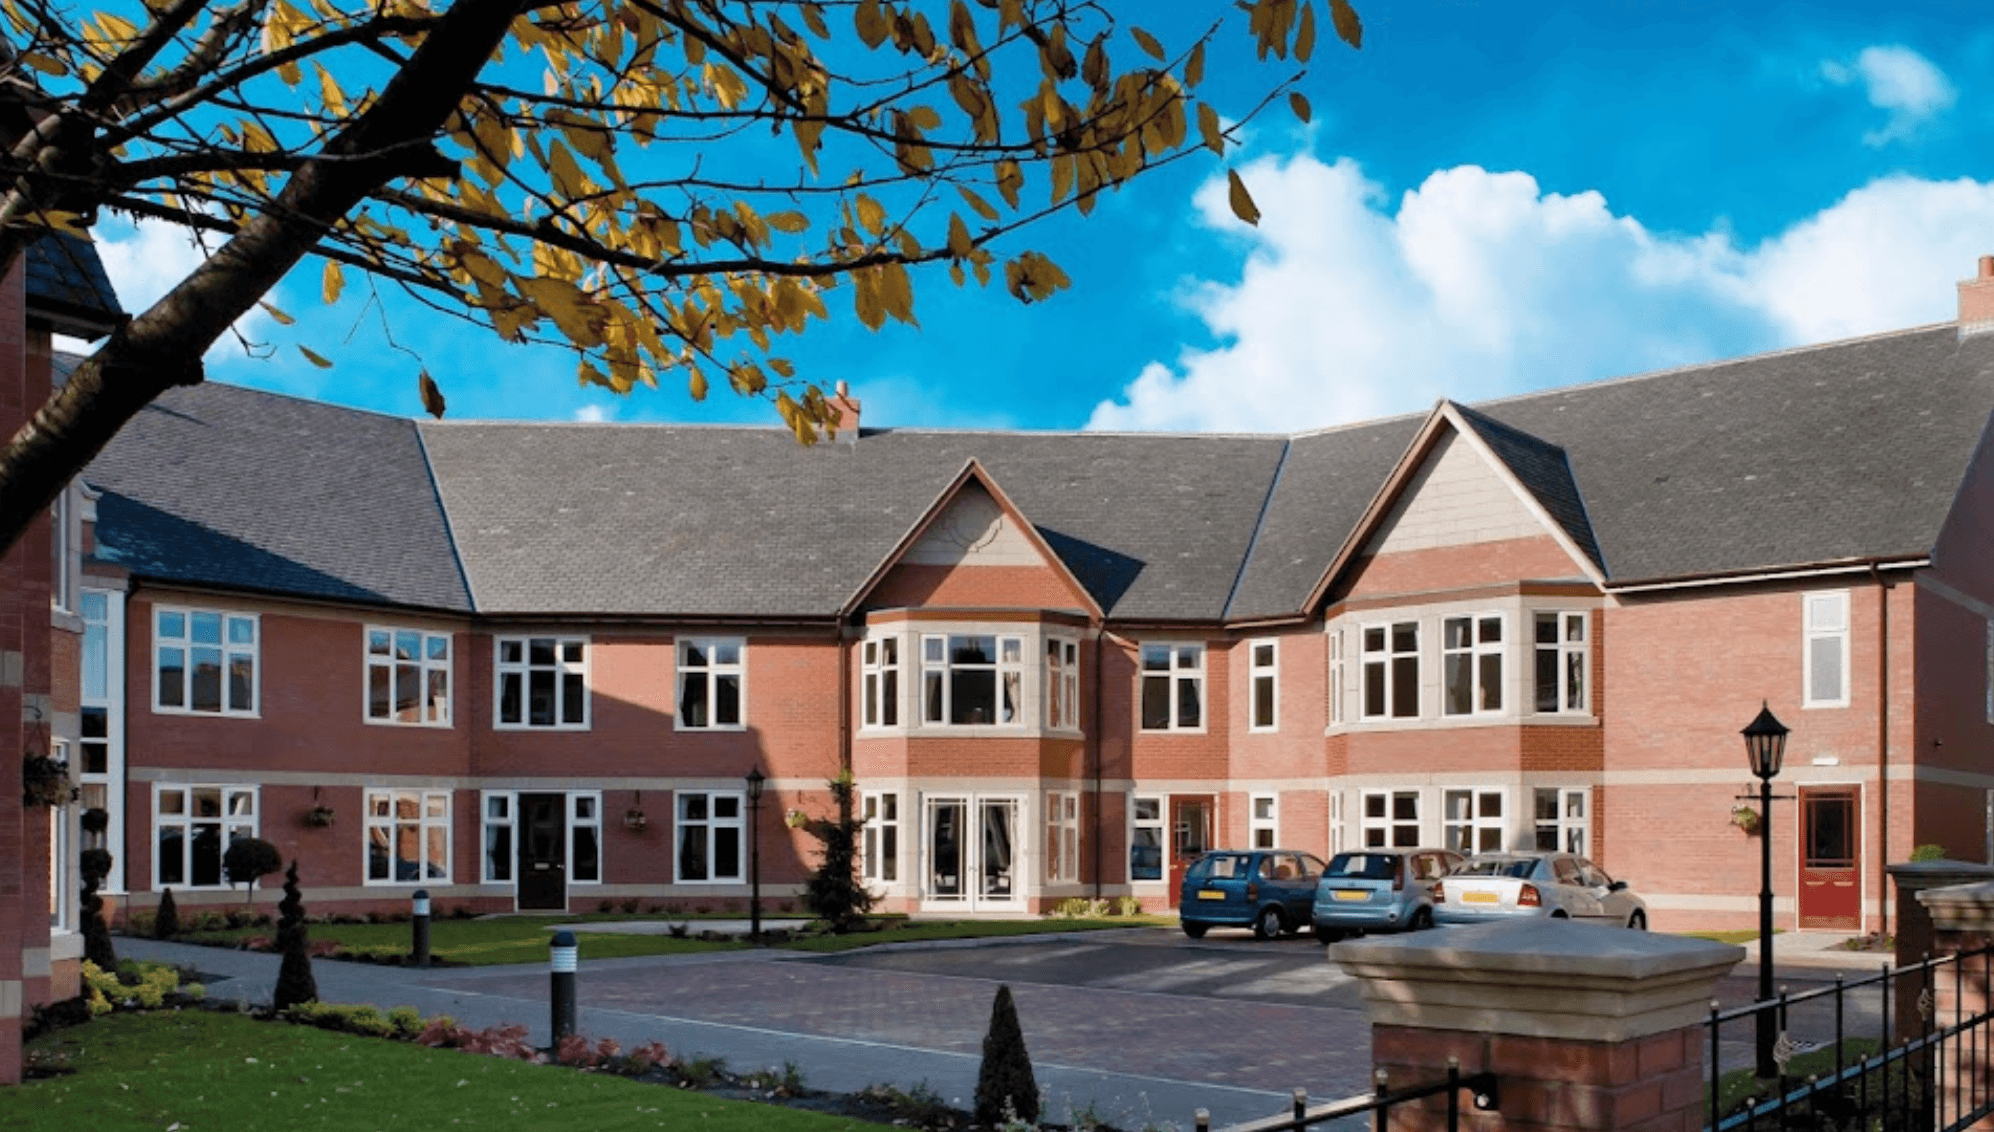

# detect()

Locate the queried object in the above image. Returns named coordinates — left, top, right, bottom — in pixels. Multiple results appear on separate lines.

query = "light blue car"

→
left=1310, top=848, right=1463, bottom=941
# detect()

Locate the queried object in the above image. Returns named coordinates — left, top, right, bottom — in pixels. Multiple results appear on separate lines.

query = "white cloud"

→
left=1821, top=45, right=1955, bottom=146
left=573, top=404, right=611, bottom=422
left=55, top=215, right=271, bottom=358
left=1086, top=156, right=1994, bottom=433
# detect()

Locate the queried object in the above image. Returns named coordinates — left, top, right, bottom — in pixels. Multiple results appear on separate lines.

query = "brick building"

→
left=45, top=259, right=1994, bottom=959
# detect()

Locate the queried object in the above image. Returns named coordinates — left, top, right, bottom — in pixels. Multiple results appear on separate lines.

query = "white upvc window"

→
left=153, top=784, right=257, bottom=890
left=1044, top=791, right=1080, bottom=883
left=1533, top=787, right=1589, bottom=855
left=1442, top=614, right=1505, bottom=716
left=366, top=627, right=451, bottom=726
left=1130, top=795, right=1164, bottom=882
left=570, top=792, right=602, bottom=884
left=47, top=740, right=70, bottom=930
left=1442, top=788, right=1506, bottom=855
left=1046, top=638, right=1081, bottom=731
left=1985, top=621, right=1994, bottom=725
left=921, top=634, right=1024, bottom=726
left=49, top=492, right=71, bottom=614
left=364, top=789, right=451, bottom=885
left=1248, top=640, right=1278, bottom=731
left=677, top=637, right=745, bottom=729
left=153, top=607, right=258, bottom=716
left=862, top=637, right=901, bottom=728
left=1249, top=794, right=1278, bottom=849
left=1361, top=622, right=1419, bottom=719
left=1138, top=643, right=1204, bottom=731
left=1329, top=792, right=1346, bottom=854
left=495, top=636, right=588, bottom=729
left=481, top=791, right=515, bottom=883
left=863, top=792, right=899, bottom=883
left=1532, top=612, right=1588, bottom=715
left=676, top=790, right=744, bottom=882
left=1360, top=789, right=1420, bottom=848
left=1328, top=628, right=1346, bottom=725
left=1803, top=591, right=1850, bottom=708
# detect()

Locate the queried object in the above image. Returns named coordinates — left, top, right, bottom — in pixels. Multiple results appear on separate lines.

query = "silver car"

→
left=1432, top=852, right=1647, bottom=929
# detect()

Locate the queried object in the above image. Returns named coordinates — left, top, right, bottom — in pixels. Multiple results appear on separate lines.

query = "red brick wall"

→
left=0, top=262, right=43, bottom=1085
left=866, top=562, right=1088, bottom=612
left=1342, top=535, right=1585, bottom=600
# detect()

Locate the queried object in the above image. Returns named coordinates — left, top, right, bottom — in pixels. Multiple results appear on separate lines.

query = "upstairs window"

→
left=366, top=627, right=451, bottom=726
left=1045, top=638, right=1080, bottom=730
left=1442, top=615, right=1504, bottom=716
left=922, top=634, right=1023, bottom=726
left=496, top=636, right=588, bottom=729
left=863, top=638, right=900, bottom=728
left=1803, top=591, right=1850, bottom=708
left=678, top=638, right=745, bottom=729
left=154, top=608, right=257, bottom=716
left=1362, top=622, right=1419, bottom=719
left=1328, top=629, right=1346, bottom=725
left=1248, top=640, right=1278, bottom=731
left=1139, top=643, right=1204, bottom=731
left=1533, top=612, right=1588, bottom=714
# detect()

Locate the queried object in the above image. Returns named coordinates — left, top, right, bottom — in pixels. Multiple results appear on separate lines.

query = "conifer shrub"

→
left=974, top=984, right=1039, bottom=1127
left=79, top=848, right=116, bottom=969
left=154, top=888, right=180, bottom=938
left=273, top=860, right=319, bottom=1010
left=801, top=769, right=876, bottom=932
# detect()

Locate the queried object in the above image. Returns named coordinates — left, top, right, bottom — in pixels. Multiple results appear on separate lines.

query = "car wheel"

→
left=1627, top=910, right=1647, bottom=931
left=1550, top=910, right=1570, bottom=920
left=1253, top=906, right=1284, bottom=940
left=1181, top=921, right=1209, bottom=939
left=1408, top=907, right=1434, bottom=932
left=1313, top=923, right=1345, bottom=944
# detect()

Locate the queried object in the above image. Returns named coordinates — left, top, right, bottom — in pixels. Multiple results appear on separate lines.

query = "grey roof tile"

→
left=26, top=233, right=122, bottom=336
left=1451, top=403, right=1604, bottom=572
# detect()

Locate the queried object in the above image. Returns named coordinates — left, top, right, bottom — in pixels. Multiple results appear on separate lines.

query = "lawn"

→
left=1708, top=1037, right=1888, bottom=1121
left=10, top=1011, right=882, bottom=1132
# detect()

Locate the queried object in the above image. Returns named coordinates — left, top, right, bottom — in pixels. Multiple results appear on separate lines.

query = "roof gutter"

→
left=1604, top=555, right=1930, bottom=595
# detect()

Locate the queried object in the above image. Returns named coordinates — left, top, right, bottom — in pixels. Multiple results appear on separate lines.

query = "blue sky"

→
left=74, top=1, right=1994, bottom=434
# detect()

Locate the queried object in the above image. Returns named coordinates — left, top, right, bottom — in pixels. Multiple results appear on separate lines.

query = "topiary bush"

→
left=974, top=984, right=1038, bottom=1127
left=801, top=769, right=876, bottom=933
left=79, top=849, right=116, bottom=969
left=223, top=837, right=282, bottom=900
left=154, top=888, right=180, bottom=938
left=273, top=860, right=318, bottom=1011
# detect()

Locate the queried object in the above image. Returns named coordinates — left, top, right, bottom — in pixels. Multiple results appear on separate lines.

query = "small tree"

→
left=154, top=888, right=180, bottom=939
left=975, top=984, right=1039, bottom=1127
left=223, top=837, right=283, bottom=903
left=273, top=861, right=318, bottom=1011
left=79, top=848, right=115, bottom=970
left=801, top=769, right=875, bottom=933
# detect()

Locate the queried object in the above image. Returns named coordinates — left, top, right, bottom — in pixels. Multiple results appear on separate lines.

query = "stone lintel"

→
left=1333, top=920, right=1744, bottom=1043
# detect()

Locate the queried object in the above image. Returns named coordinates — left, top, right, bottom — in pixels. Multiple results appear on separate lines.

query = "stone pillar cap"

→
left=1888, top=860, right=1994, bottom=878
left=1917, top=879, right=1994, bottom=931
left=1335, top=920, right=1744, bottom=1042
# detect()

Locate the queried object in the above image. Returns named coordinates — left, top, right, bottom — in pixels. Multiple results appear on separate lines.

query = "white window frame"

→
left=1361, top=621, right=1420, bottom=720
left=1533, top=786, right=1589, bottom=855
left=1986, top=621, right=1994, bottom=725
left=1045, top=637, right=1081, bottom=732
left=1328, top=628, right=1346, bottom=726
left=152, top=606, right=259, bottom=717
left=1441, top=787, right=1507, bottom=855
left=1532, top=612, right=1589, bottom=715
left=568, top=791, right=602, bottom=885
left=1329, top=792, right=1346, bottom=854
left=1130, top=795, right=1164, bottom=883
left=48, top=739, right=71, bottom=930
left=863, top=792, right=900, bottom=883
left=920, top=633, right=1025, bottom=728
left=80, top=588, right=124, bottom=892
left=152, top=783, right=258, bottom=890
left=363, top=788, right=452, bottom=886
left=1249, top=793, right=1278, bottom=849
left=1442, top=613, right=1505, bottom=717
left=1360, top=789, right=1420, bottom=848
left=49, top=491, right=72, bottom=615
left=1138, top=642, right=1205, bottom=732
left=365, top=626, right=452, bottom=727
left=1045, top=790, right=1080, bottom=883
left=675, top=790, right=745, bottom=883
left=1248, top=639, right=1278, bottom=732
left=862, top=637, right=902, bottom=729
left=494, top=636, right=589, bottom=730
left=480, top=790, right=516, bottom=884
left=676, top=637, right=746, bottom=730
left=1803, top=591, right=1851, bottom=709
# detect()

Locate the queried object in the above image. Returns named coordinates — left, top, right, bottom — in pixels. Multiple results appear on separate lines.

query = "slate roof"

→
left=77, top=321, right=1994, bottom=621
left=25, top=233, right=122, bottom=337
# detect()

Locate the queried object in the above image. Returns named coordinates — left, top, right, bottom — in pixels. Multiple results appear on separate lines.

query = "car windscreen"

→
left=1188, top=854, right=1252, bottom=881
left=1454, top=858, right=1538, bottom=879
left=1327, top=853, right=1398, bottom=881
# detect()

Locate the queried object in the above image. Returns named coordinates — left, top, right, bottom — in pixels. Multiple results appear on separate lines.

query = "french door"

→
left=923, top=795, right=1023, bottom=911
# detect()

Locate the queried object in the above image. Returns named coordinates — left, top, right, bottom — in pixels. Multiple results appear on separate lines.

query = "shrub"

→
left=79, top=851, right=116, bottom=970
left=677, top=1055, right=728, bottom=1088
left=975, top=984, right=1038, bottom=1127
left=596, top=899, right=615, bottom=914
left=155, top=888, right=180, bottom=938
left=287, top=1002, right=395, bottom=1037
left=416, top=1019, right=535, bottom=1060
left=273, top=860, right=319, bottom=1011
left=387, top=1005, right=424, bottom=1037
left=79, top=960, right=195, bottom=1016
left=801, top=769, right=876, bottom=932
left=222, top=837, right=282, bottom=899
left=1113, top=894, right=1144, bottom=916
left=619, top=897, right=639, bottom=914
left=1051, top=896, right=1104, bottom=919
left=1912, top=843, right=1948, bottom=862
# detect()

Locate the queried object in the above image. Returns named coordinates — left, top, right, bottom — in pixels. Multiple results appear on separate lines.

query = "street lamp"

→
left=1742, top=701, right=1790, bottom=1082
left=745, top=766, right=766, bottom=945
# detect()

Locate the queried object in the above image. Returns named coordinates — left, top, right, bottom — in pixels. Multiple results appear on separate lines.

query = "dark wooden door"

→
left=1799, top=786, right=1861, bottom=930
left=518, top=792, right=566, bottom=911
left=1167, top=795, right=1215, bottom=907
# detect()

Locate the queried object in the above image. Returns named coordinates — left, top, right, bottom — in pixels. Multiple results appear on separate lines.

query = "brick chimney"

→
left=1960, top=255, right=1994, bottom=338
left=828, top=380, right=861, bottom=444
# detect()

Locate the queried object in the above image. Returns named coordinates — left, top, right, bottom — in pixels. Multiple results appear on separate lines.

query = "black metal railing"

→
left=1194, top=1058, right=1498, bottom=1132
left=1705, top=944, right=1994, bottom=1131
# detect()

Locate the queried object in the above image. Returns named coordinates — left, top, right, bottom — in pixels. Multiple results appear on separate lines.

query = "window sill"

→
left=673, top=878, right=748, bottom=886
left=364, top=717, right=453, bottom=729
left=1329, top=713, right=1598, bottom=735
left=362, top=878, right=452, bottom=888
left=1801, top=700, right=1851, bottom=710
left=50, top=607, right=83, bottom=634
left=492, top=722, right=591, bottom=732
left=674, top=724, right=749, bottom=733
left=1136, top=728, right=1210, bottom=737
left=151, top=707, right=261, bottom=720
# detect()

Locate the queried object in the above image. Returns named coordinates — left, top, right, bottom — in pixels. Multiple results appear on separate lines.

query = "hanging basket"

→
left=304, top=805, right=337, bottom=828
left=22, top=753, right=75, bottom=808
left=623, top=808, right=648, bottom=832
left=1730, top=805, right=1761, bottom=835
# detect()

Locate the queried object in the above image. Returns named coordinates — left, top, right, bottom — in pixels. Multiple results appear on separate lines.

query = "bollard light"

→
left=549, top=929, right=578, bottom=1042
left=410, top=888, right=432, bottom=969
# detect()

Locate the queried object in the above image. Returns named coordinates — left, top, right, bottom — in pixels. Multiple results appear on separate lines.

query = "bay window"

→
left=1533, top=612, right=1588, bottom=714
left=862, top=638, right=900, bottom=727
left=1045, top=638, right=1080, bottom=730
left=1442, top=614, right=1504, bottom=716
left=922, top=634, right=1023, bottom=726
left=1362, top=622, right=1419, bottom=719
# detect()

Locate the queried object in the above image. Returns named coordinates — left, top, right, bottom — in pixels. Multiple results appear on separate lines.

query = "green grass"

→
left=180, top=917, right=747, bottom=965
left=1680, top=930, right=1774, bottom=945
left=783, top=916, right=1167, bottom=952
left=11, top=1011, right=879, bottom=1132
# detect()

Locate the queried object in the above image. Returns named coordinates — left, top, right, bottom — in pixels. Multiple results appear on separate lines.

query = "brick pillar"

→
left=1889, top=861, right=1994, bottom=1039
left=1336, top=920, right=1744, bottom=1132
left=0, top=256, right=36, bottom=1087
left=1911, top=882, right=1994, bottom=1130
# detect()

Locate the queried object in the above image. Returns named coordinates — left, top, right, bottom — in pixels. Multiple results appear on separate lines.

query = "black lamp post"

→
left=1742, top=701, right=1790, bottom=1082
left=745, top=767, right=765, bottom=945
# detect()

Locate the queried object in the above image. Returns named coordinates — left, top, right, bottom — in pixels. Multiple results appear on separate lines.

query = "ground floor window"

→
left=570, top=793, right=602, bottom=883
left=1329, top=792, right=1346, bottom=854
left=924, top=794, right=1021, bottom=905
left=1250, top=794, right=1278, bottom=849
left=677, top=791, right=744, bottom=882
left=1045, top=791, right=1079, bottom=883
left=155, top=784, right=257, bottom=889
left=1361, top=790, right=1420, bottom=848
left=482, top=792, right=514, bottom=883
left=365, top=789, right=450, bottom=884
left=1534, top=787, right=1589, bottom=854
left=1442, top=788, right=1506, bottom=855
left=1130, top=796, right=1163, bottom=881
left=863, top=792, right=899, bottom=883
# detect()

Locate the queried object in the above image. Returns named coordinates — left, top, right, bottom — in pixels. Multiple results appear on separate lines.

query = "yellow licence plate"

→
left=1332, top=889, right=1369, bottom=902
left=1462, top=891, right=1500, bottom=904
left=1197, top=889, right=1226, bottom=901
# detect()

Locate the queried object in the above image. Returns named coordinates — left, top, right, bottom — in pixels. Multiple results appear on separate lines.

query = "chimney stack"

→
left=829, top=379, right=861, bottom=444
left=1959, top=256, right=1994, bottom=338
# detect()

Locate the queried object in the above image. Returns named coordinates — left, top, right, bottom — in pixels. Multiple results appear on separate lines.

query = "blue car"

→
left=1310, top=847, right=1463, bottom=941
left=1179, top=849, right=1327, bottom=940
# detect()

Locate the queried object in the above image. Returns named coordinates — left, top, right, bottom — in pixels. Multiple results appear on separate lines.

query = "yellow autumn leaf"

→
left=1130, top=25, right=1165, bottom=61
left=1197, top=103, right=1224, bottom=156
left=1329, top=0, right=1363, bottom=48
left=322, top=260, right=344, bottom=304
left=1295, top=0, right=1317, bottom=62
left=1226, top=168, right=1261, bottom=226
left=298, top=345, right=334, bottom=369
left=1289, top=91, right=1312, bottom=124
left=766, top=211, right=810, bottom=234
left=258, top=301, right=296, bottom=326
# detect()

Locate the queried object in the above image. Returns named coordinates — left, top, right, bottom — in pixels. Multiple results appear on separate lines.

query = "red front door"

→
left=1798, top=786, right=1861, bottom=931
left=1167, top=795, right=1215, bottom=907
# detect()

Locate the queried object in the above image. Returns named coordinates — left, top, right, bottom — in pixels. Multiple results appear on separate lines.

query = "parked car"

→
left=1432, top=852, right=1647, bottom=929
left=1310, top=847, right=1464, bottom=941
left=1179, top=849, right=1328, bottom=940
